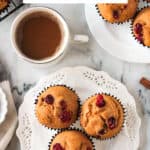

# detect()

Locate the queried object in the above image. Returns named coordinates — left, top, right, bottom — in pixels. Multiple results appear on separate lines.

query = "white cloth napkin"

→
left=0, top=81, right=17, bottom=150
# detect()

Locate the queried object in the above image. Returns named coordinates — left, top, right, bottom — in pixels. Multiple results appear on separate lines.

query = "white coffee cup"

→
left=11, top=7, right=89, bottom=64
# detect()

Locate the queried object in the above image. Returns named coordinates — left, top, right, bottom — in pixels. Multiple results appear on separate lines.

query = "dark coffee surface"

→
left=18, top=15, right=62, bottom=60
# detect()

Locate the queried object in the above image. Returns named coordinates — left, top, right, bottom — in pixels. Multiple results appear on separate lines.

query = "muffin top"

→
left=80, top=94, right=124, bottom=139
left=0, top=0, right=9, bottom=11
left=35, top=86, right=79, bottom=129
left=97, top=0, right=138, bottom=23
left=50, top=130, right=93, bottom=150
left=133, top=7, right=150, bottom=46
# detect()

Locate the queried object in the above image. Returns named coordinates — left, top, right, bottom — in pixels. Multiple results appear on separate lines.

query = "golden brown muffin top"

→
left=80, top=94, right=124, bottom=139
left=50, top=130, right=93, bottom=150
left=0, top=0, right=8, bottom=11
left=133, top=7, right=150, bottom=46
left=97, top=0, right=138, bottom=23
left=35, top=86, right=79, bottom=129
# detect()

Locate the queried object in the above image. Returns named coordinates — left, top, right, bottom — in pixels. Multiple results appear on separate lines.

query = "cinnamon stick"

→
left=140, top=77, right=150, bottom=89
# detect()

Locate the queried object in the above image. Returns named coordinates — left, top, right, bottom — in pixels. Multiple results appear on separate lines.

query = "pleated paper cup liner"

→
left=0, top=0, right=10, bottom=14
left=80, top=93, right=126, bottom=140
left=130, top=6, right=150, bottom=48
left=143, top=0, right=150, bottom=4
left=48, top=127, right=96, bottom=150
left=34, top=84, right=81, bottom=131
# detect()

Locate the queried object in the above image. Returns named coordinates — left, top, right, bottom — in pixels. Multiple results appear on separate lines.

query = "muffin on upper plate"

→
left=80, top=94, right=124, bottom=139
left=96, top=0, right=138, bottom=23
left=132, top=7, right=150, bottom=47
left=0, top=0, right=9, bottom=12
left=35, top=85, right=79, bottom=129
left=50, top=130, right=93, bottom=150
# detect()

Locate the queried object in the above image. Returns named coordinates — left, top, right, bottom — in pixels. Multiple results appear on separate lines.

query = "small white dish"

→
left=0, top=87, right=8, bottom=124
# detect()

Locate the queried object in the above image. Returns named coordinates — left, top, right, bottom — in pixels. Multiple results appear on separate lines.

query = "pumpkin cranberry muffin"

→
left=80, top=94, right=124, bottom=139
left=96, top=0, right=138, bottom=23
left=35, top=85, right=79, bottom=129
left=50, top=130, right=93, bottom=150
left=0, top=0, right=9, bottom=11
left=132, top=7, right=150, bottom=47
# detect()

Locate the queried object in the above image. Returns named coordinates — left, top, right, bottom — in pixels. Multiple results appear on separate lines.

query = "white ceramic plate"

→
left=17, top=66, right=141, bottom=150
left=85, top=4, right=150, bottom=63
left=0, top=87, right=7, bottom=124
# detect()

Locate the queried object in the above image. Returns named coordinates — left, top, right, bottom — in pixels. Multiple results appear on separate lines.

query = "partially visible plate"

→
left=0, top=81, right=17, bottom=150
left=0, top=87, right=7, bottom=124
left=85, top=4, right=150, bottom=63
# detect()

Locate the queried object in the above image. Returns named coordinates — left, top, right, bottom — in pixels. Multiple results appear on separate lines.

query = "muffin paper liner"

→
left=0, top=0, right=10, bottom=14
left=34, top=84, right=81, bottom=131
left=48, top=127, right=96, bottom=150
left=80, top=93, right=126, bottom=141
left=130, top=6, right=150, bottom=48
left=95, top=4, right=138, bottom=25
left=143, top=0, right=150, bottom=4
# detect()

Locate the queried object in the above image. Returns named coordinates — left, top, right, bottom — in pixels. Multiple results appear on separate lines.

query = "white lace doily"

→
left=16, top=66, right=141, bottom=150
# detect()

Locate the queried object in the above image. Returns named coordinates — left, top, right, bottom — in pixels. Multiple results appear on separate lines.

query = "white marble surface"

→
left=0, top=3, right=149, bottom=150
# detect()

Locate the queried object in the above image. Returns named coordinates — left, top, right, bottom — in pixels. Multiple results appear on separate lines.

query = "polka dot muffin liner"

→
left=130, top=6, right=150, bottom=48
left=48, top=127, right=96, bottom=150
left=80, top=93, right=127, bottom=140
left=34, top=84, right=81, bottom=131
left=95, top=4, right=138, bottom=25
left=0, top=0, right=10, bottom=14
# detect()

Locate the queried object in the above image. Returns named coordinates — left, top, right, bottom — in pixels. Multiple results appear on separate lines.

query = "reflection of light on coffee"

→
left=16, top=12, right=62, bottom=60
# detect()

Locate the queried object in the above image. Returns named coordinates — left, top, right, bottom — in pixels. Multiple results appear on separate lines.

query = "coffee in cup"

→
left=15, top=11, right=63, bottom=60
left=11, top=7, right=89, bottom=64
left=11, top=7, right=69, bottom=64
